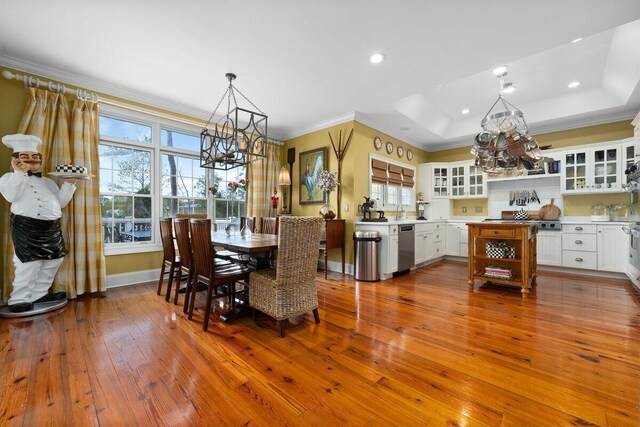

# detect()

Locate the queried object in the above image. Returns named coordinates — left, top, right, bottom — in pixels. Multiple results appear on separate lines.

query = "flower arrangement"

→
left=208, top=185, right=218, bottom=195
left=271, top=187, right=279, bottom=208
left=227, top=178, right=250, bottom=192
left=317, top=170, right=339, bottom=192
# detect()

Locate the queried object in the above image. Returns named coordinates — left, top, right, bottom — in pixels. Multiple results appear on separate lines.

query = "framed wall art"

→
left=299, top=147, right=327, bottom=205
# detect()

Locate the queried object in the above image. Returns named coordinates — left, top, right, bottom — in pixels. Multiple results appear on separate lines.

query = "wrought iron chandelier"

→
left=200, top=73, right=267, bottom=170
left=472, top=67, right=544, bottom=175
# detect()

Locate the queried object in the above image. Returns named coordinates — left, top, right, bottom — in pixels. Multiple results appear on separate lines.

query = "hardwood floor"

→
left=1, top=260, right=639, bottom=426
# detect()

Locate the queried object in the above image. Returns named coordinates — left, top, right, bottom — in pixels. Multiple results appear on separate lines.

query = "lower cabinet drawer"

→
left=434, top=241, right=444, bottom=257
left=562, top=233, right=597, bottom=251
left=478, top=228, right=514, bottom=238
left=562, top=250, right=597, bottom=269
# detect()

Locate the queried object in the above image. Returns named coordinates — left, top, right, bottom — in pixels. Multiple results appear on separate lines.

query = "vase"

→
left=240, top=223, right=252, bottom=239
left=319, top=191, right=336, bottom=219
left=225, top=216, right=240, bottom=236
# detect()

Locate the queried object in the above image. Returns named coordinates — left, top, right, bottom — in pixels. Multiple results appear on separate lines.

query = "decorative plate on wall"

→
left=386, top=141, right=394, bottom=154
left=373, top=136, right=382, bottom=151
left=397, top=146, right=404, bottom=158
left=407, top=149, right=413, bottom=161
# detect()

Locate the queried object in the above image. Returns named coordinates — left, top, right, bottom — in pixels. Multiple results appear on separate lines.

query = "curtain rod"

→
left=1, top=69, right=284, bottom=146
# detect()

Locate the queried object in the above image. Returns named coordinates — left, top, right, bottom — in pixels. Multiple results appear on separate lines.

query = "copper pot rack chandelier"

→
left=200, top=73, right=267, bottom=170
left=472, top=67, right=544, bottom=176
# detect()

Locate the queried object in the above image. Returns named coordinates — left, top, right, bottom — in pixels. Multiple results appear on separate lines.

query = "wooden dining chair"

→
left=189, top=219, right=252, bottom=331
left=158, top=218, right=180, bottom=301
left=249, top=216, right=323, bottom=337
left=173, top=218, right=233, bottom=312
left=261, top=217, right=279, bottom=235
left=175, top=213, right=207, bottom=219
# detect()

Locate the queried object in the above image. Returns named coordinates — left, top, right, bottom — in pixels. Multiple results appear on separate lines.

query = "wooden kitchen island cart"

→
left=467, top=221, right=538, bottom=295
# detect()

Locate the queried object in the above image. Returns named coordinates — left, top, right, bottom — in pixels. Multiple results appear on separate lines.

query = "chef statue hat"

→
left=2, top=134, right=42, bottom=153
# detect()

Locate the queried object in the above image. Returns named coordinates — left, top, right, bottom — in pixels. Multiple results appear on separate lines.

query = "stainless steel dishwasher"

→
left=398, top=224, right=415, bottom=271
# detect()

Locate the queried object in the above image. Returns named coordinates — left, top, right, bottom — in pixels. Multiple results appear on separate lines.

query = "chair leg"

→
left=251, top=308, right=256, bottom=321
left=313, top=308, right=320, bottom=324
left=277, top=320, right=286, bottom=338
left=165, top=262, right=177, bottom=302
left=173, top=269, right=182, bottom=305
left=188, top=276, right=199, bottom=320
left=157, top=262, right=166, bottom=295
left=203, top=282, right=215, bottom=331
left=183, top=271, right=193, bottom=314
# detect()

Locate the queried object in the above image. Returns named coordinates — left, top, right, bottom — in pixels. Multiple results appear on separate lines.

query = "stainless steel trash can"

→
left=353, top=231, right=382, bottom=281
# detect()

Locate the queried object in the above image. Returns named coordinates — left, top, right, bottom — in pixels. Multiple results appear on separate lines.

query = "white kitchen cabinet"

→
left=415, top=230, right=427, bottom=265
left=561, top=145, right=626, bottom=194
left=623, top=140, right=636, bottom=172
left=389, top=234, right=398, bottom=273
left=597, top=225, right=628, bottom=272
left=537, top=231, right=561, bottom=266
left=445, top=223, right=468, bottom=257
left=429, top=164, right=450, bottom=198
left=467, top=164, right=486, bottom=197
left=450, top=164, right=465, bottom=198
left=446, top=223, right=459, bottom=255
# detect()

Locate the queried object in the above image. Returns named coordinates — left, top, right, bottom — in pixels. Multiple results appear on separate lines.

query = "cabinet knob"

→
left=437, top=234, right=440, bottom=238
left=575, top=240, right=582, bottom=244
left=575, top=257, right=583, bottom=262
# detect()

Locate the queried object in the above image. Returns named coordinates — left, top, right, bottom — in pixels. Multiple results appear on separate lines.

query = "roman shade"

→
left=402, top=167, right=415, bottom=187
left=388, top=164, right=403, bottom=186
left=371, top=159, right=388, bottom=184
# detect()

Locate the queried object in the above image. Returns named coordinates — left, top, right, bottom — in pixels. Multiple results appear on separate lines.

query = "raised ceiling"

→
left=1, top=0, right=639, bottom=151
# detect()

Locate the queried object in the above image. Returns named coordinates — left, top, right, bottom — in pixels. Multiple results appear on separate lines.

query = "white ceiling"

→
left=1, top=0, right=639, bottom=151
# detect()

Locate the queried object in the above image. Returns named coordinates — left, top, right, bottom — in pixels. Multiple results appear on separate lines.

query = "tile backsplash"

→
left=487, top=177, right=563, bottom=219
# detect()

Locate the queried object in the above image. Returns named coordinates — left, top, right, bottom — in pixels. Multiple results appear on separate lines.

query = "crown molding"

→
left=283, top=112, right=356, bottom=140
left=424, top=110, right=638, bottom=152
left=0, top=55, right=284, bottom=141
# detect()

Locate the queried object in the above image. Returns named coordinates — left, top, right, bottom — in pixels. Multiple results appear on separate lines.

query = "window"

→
left=368, top=154, right=415, bottom=211
left=98, top=109, right=245, bottom=254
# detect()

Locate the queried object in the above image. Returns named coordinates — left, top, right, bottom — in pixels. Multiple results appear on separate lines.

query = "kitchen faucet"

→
left=396, top=203, right=406, bottom=220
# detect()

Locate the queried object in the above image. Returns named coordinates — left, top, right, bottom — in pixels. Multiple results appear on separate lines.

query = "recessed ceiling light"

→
left=369, top=53, right=386, bottom=64
left=400, top=127, right=410, bottom=131
left=503, top=83, right=516, bottom=94
left=568, top=81, right=581, bottom=88
left=492, top=65, right=508, bottom=76
left=571, top=37, right=583, bottom=43
left=461, top=109, right=470, bottom=115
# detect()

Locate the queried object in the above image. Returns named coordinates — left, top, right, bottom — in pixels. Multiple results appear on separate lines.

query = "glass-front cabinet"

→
left=562, top=149, right=588, bottom=192
left=450, top=165, right=465, bottom=198
left=431, top=165, right=449, bottom=198
left=467, top=164, right=485, bottom=197
left=561, top=145, right=624, bottom=194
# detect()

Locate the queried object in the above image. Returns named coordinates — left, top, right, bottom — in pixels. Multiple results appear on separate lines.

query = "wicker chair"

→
left=249, top=216, right=322, bottom=337
left=261, top=217, right=279, bottom=235
left=158, top=218, right=180, bottom=301
left=189, top=219, right=252, bottom=331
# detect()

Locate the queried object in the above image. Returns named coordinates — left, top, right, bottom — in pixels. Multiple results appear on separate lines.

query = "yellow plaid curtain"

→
left=1, top=88, right=106, bottom=302
left=247, top=143, right=281, bottom=229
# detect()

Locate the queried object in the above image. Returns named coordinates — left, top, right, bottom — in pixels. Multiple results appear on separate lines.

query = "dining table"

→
left=210, top=230, right=279, bottom=323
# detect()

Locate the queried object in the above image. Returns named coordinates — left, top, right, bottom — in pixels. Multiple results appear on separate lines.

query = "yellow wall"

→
left=284, top=121, right=429, bottom=265
left=428, top=120, right=635, bottom=216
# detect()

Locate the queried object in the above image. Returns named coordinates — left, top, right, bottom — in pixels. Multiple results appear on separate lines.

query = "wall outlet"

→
left=475, top=206, right=483, bottom=213
left=462, top=207, right=467, bottom=213
left=343, top=203, right=349, bottom=212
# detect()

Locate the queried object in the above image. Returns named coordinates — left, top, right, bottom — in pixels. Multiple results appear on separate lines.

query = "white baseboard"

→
left=537, top=265, right=628, bottom=280
left=107, top=269, right=160, bottom=289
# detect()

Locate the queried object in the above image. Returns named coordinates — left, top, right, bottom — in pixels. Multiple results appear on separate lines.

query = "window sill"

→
left=104, top=243, right=163, bottom=256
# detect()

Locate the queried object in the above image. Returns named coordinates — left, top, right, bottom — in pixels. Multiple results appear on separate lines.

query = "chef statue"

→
left=0, top=134, right=78, bottom=314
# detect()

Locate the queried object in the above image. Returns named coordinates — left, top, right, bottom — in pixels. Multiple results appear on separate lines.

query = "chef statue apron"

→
left=0, top=134, right=77, bottom=313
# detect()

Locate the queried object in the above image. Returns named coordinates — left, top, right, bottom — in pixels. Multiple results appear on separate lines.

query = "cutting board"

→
left=539, top=198, right=561, bottom=220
